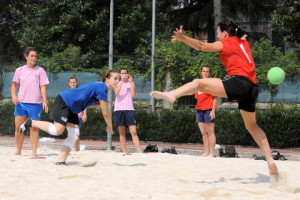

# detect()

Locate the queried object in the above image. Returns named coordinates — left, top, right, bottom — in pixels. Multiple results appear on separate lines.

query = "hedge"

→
left=0, top=101, right=299, bottom=148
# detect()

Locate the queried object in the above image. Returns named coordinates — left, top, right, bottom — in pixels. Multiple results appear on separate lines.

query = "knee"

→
left=245, top=123, right=259, bottom=133
left=130, top=131, right=138, bottom=137
left=200, top=130, right=208, bottom=136
left=63, top=127, right=79, bottom=149
left=30, top=127, right=38, bottom=133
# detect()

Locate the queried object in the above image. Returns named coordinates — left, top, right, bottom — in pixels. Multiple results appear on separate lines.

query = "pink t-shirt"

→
left=114, top=82, right=134, bottom=111
left=13, top=65, right=49, bottom=103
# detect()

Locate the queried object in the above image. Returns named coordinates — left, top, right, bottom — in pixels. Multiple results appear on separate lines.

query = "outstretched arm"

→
left=100, top=100, right=114, bottom=134
left=172, top=25, right=223, bottom=52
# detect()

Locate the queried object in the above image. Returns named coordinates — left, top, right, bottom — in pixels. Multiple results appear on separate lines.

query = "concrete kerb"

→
left=1, top=140, right=299, bottom=161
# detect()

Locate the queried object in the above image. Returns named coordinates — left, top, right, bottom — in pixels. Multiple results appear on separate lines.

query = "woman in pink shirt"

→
left=114, top=68, right=141, bottom=153
left=11, top=47, right=49, bottom=156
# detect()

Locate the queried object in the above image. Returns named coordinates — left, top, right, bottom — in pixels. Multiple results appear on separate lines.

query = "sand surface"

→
left=0, top=146, right=299, bottom=200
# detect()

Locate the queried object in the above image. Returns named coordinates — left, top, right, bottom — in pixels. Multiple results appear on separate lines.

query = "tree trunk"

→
left=213, top=0, right=222, bottom=41
left=162, top=69, right=173, bottom=109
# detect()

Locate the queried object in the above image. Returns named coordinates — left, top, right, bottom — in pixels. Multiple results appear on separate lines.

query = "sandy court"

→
left=0, top=146, right=299, bottom=200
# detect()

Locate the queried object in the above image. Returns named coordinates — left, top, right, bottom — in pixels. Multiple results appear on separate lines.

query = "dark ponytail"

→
left=217, top=20, right=245, bottom=38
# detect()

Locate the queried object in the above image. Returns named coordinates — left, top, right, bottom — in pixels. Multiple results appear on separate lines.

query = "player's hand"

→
left=82, top=115, right=87, bottom=123
left=210, top=111, right=215, bottom=120
left=106, top=126, right=114, bottom=135
left=43, top=102, right=48, bottom=113
left=128, top=74, right=133, bottom=83
left=172, top=25, right=184, bottom=42
left=12, top=95, right=18, bottom=105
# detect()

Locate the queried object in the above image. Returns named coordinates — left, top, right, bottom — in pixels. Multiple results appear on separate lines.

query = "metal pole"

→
left=107, top=0, right=114, bottom=150
left=150, top=0, right=156, bottom=112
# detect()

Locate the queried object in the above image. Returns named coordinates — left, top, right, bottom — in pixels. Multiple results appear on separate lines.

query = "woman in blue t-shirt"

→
left=19, top=69, right=119, bottom=164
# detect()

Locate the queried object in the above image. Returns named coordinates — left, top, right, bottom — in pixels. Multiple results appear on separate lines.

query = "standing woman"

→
left=150, top=20, right=278, bottom=178
left=114, top=68, right=141, bottom=153
left=195, top=65, right=217, bottom=157
left=11, top=47, right=49, bottom=156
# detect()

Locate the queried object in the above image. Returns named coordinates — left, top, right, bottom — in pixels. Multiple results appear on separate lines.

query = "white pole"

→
left=150, top=0, right=156, bottom=112
left=107, top=0, right=114, bottom=150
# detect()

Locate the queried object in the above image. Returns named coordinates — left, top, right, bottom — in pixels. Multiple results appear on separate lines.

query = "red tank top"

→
left=218, top=36, right=257, bottom=84
left=194, top=91, right=214, bottom=110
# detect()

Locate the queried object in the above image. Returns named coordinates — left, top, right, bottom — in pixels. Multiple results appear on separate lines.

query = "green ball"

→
left=267, top=67, right=285, bottom=84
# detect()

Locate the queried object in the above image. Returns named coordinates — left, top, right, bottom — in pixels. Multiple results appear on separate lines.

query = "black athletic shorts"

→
left=50, top=95, right=79, bottom=126
left=222, top=75, right=258, bottom=112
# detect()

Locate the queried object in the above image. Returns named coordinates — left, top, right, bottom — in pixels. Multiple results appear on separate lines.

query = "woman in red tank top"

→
left=150, top=20, right=278, bottom=180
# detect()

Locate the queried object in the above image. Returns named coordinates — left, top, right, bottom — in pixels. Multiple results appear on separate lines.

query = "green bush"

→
left=1, top=102, right=299, bottom=148
left=0, top=102, right=15, bottom=136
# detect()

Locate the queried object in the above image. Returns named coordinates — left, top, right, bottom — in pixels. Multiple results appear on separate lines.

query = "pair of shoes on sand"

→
left=162, top=146, right=177, bottom=154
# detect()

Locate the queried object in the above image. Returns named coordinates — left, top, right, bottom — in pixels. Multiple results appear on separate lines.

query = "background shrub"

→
left=1, top=101, right=299, bottom=148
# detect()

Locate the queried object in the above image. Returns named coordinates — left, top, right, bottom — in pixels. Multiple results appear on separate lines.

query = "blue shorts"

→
left=196, top=109, right=216, bottom=123
left=14, top=102, right=43, bottom=120
left=114, top=111, right=136, bottom=126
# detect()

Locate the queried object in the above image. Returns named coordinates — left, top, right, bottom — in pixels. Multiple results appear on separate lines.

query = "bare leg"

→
left=240, top=110, right=278, bottom=175
left=58, top=145, right=71, bottom=162
left=198, top=122, right=209, bottom=157
left=31, top=120, right=66, bottom=136
left=75, top=139, right=80, bottom=151
left=15, top=116, right=27, bottom=155
left=30, top=126, right=39, bottom=156
left=58, top=123, right=79, bottom=162
left=128, top=125, right=142, bottom=153
left=206, top=123, right=216, bottom=157
left=118, top=126, right=127, bottom=153
left=150, top=78, right=227, bottom=103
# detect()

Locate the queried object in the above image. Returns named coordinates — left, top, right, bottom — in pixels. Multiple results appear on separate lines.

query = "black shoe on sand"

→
left=19, top=118, right=32, bottom=133
left=56, top=162, right=68, bottom=165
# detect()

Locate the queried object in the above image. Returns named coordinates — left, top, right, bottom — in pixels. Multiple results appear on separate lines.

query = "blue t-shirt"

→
left=60, top=82, right=108, bottom=114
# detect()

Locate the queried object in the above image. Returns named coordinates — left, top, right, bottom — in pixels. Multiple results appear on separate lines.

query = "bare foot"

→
left=15, top=150, right=21, bottom=155
left=268, top=163, right=278, bottom=175
left=200, top=153, right=209, bottom=157
left=149, top=91, right=176, bottom=103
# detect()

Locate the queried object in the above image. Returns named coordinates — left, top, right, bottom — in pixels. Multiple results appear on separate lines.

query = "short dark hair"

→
left=120, top=68, right=128, bottom=73
left=68, top=76, right=78, bottom=82
left=201, top=65, right=211, bottom=73
left=24, top=46, right=37, bottom=57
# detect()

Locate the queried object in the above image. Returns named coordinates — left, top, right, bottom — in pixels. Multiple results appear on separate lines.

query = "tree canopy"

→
left=9, top=0, right=176, bottom=57
left=271, top=0, right=300, bottom=47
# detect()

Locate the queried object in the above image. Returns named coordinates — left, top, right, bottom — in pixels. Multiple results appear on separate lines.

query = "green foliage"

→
left=37, top=45, right=96, bottom=72
left=8, top=0, right=173, bottom=58
left=215, top=109, right=254, bottom=146
left=256, top=102, right=300, bottom=148
left=10, top=0, right=110, bottom=54
left=252, top=38, right=300, bottom=92
left=0, top=102, right=15, bottom=136
left=272, top=0, right=300, bottom=45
